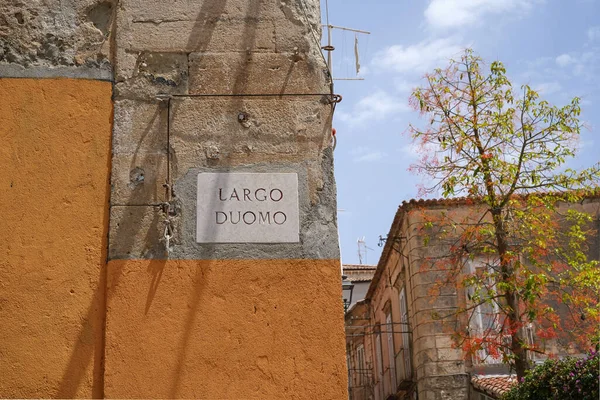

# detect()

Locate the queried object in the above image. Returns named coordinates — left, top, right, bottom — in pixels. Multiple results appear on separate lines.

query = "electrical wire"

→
left=171, top=93, right=335, bottom=98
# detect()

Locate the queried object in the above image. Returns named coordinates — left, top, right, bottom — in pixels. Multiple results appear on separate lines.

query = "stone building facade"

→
left=0, top=0, right=348, bottom=398
left=345, top=196, right=600, bottom=400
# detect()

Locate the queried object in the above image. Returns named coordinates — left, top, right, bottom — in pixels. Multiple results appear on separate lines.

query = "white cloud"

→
left=534, top=81, right=562, bottom=95
left=350, top=147, right=387, bottom=163
left=578, top=139, right=594, bottom=150
left=555, top=54, right=574, bottom=67
left=554, top=52, right=598, bottom=78
left=393, top=78, right=419, bottom=94
left=336, top=90, right=409, bottom=125
left=399, top=141, right=440, bottom=160
left=573, top=63, right=587, bottom=76
left=424, top=0, right=540, bottom=30
left=399, top=143, right=420, bottom=160
left=522, top=56, right=553, bottom=70
left=574, top=52, right=597, bottom=77
left=355, top=151, right=386, bottom=163
left=588, top=26, right=600, bottom=42
left=372, top=37, right=464, bottom=74
left=521, top=50, right=599, bottom=96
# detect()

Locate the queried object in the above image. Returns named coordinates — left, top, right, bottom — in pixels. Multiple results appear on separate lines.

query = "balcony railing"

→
left=348, top=367, right=373, bottom=400
left=372, top=353, right=413, bottom=400
left=394, top=346, right=412, bottom=384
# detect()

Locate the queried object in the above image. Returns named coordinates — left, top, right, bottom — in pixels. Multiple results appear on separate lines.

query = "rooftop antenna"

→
left=322, top=0, right=370, bottom=81
left=357, top=237, right=374, bottom=265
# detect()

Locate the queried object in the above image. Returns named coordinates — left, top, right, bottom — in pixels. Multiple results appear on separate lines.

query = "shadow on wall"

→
left=53, top=96, right=113, bottom=398
left=61, top=0, right=264, bottom=397
left=168, top=1, right=260, bottom=397
left=56, top=0, right=334, bottom=396
left=55, top=268, right=108, bottom=398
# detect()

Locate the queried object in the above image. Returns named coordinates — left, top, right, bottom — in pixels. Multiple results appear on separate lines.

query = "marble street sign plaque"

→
left=196, top=173, right=300, bottom=243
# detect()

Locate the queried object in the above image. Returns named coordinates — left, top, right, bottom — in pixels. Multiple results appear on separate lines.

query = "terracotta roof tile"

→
left=471, top=375, right=516, bottom=398
left=344, top=273, right=375, bottom=283
left=343, top=265, right=376, bottom=283
left=400, top=189, right=600, bottom=210
left=342, top=264, right=377, bottom=270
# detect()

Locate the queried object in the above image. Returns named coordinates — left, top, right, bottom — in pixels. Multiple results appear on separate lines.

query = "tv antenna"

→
left=322, top=0, right=371, bottom=81
left=357, top=237, right=374, bottom=265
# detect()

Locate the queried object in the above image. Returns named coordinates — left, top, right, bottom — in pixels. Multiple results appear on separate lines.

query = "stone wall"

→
left=0, top=0, right=115, bottom=76
left=405, top=208, right=469, bottom=400
left=108, top=0, right=337, bottom=261
left=405, top=198, right=600, bottom=400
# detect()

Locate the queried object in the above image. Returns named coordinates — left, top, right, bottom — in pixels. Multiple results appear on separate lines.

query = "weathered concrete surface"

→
left=110, top=0, right=338, bottom=260
left=119, top=0, right=319, bottom=25
left=0, top=0, right=115, bottom=71
left=109, top=205, right=167, bottom=259
left=109, top=153, right=340, bottom=260
left=0, top=78, right=112, bottom=398
left=111, top=152, right=167, bottom=205
left=168, top=97, right=332, bottom=161
left=113, top=52, right=189, bottom=100
left=0, top=63, right=112, bottom=80
left=405, top=208, right=469, bottom=400
left=105, top=258, right=348, bottom=399
left=112, top=99, right=167, bottom=154
left=188, top=52, right=328, bottom=94
left=114, top=0, right=323, bottom=80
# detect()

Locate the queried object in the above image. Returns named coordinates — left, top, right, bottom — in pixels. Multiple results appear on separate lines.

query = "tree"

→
left=408, top=49, right=600, bottom=380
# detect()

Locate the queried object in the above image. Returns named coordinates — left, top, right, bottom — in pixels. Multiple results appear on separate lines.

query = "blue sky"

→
left=322, top=0, right=600, bottom=265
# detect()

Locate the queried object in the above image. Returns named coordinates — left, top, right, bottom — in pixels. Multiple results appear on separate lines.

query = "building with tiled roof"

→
left=343, top=264, right=376, bottom=310
left=344, top=193, right=600, bottom=400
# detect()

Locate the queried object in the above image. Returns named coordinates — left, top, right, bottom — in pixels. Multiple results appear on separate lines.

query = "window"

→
left=466, top=258, right=503, bottom=364
left=525, top=322, right=540, bottom=363
left=399, top=288, right=412, bottom=379
left=356, top=344, right=366, bottom=385
left=347, top=352, right=352, bottom=384
left=386, top=312, right=397, bottom=391
left=467, top=260, right=500, bottom=333
left=375, top=331, right=384, bottom=400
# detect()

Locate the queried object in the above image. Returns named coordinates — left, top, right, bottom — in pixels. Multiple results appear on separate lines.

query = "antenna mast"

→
left=357, top=237, right=367, bottom=265
left=322, top=0, right=370, bottom=81
left=325, top=0, right=332, bottom=70
left=357, top=237, right=375, bottom=265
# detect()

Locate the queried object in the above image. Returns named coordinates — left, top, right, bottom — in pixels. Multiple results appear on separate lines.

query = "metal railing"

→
left=351, top=351, right=413, bottom=400
left=348, top=367, right=373, bottom=400
left=373, top=365, right=396, bottom=400
left=394, top=347, right=412, bottom=383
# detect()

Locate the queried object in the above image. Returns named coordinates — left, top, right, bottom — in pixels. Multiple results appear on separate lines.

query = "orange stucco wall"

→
left=0, top=79, right=112, bottom=398
left=0, top=78, right=347, bottom=399
left=105, top=259, right=348, bottom=399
